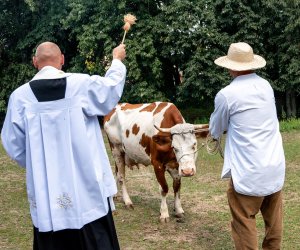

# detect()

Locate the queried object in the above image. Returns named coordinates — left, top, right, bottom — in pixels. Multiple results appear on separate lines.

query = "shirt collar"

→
left=234, top=73, right=257, bottom=80
left=31, top=66, right=72, bottom=81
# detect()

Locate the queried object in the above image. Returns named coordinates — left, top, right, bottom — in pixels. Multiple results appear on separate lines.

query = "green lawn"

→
left=0, top=130, right=299, bottom=249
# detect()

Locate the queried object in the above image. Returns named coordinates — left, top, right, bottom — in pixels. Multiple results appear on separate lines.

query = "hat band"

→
left=228, top=53, right=254, bottom=63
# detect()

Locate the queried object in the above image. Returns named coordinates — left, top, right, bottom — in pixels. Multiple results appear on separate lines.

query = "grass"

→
left=280, top=118, right=300, bottom=132
left=0, top=129, right=299, bottom=249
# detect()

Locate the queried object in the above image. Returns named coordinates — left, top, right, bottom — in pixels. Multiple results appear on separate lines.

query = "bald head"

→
left=33, top=42, right=64, bottom=70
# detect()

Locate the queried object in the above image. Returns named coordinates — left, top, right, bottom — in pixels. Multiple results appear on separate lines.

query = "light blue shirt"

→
left=1, top=60, right=126, bottom=232
left=209, top=73, right=285, bottom=196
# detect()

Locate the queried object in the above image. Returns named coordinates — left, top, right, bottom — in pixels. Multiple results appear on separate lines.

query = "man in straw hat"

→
left=209, top=42, right=285, bottom=249
left=1, top=41, right=126, bottom=249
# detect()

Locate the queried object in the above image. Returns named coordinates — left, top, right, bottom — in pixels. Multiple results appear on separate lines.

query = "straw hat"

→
left=214, top=42, right=266, bottom=71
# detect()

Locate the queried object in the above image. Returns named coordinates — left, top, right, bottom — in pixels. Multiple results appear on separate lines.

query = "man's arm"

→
left=209, top=92, right=229, bottom=139
left=85, top=45, right=127, bottom=116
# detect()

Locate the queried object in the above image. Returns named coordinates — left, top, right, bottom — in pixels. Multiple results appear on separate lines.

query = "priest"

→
left=1, top=41, right=126, bottom=250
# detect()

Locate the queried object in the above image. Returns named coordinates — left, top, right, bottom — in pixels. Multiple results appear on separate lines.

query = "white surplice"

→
left=1, top=59, right=126, bottom=232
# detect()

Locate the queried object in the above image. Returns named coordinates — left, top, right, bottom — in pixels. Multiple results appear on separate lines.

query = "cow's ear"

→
left=194, top=130, right=209, bottom=138
left=152, top=134, right=171, bottom=145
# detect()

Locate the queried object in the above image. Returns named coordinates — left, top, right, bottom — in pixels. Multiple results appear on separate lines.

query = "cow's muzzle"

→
left=179, top=161, right=196, bottom=177
left=181, top=168, right=195, bottom=177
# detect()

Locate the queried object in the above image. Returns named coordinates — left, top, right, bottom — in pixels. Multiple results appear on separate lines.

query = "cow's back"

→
left=104, top=102, right=176, bottom=166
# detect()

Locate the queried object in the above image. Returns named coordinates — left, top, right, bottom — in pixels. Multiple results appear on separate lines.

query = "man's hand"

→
left=113, top=44, right=126, bottom=61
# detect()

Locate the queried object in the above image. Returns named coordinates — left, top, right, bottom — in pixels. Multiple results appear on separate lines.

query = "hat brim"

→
left=214, top=54, right=266, bottom=71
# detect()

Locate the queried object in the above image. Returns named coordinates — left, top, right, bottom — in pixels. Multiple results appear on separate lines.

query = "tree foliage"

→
left=0, top=0, right=299, bottom=118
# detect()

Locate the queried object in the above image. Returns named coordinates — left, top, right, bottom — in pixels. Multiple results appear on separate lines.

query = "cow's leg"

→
left=153, top=164, right=170, bottom=223
left=167, top=168, right=184, bottom=218
left=112, top=146, right=134, bottom=209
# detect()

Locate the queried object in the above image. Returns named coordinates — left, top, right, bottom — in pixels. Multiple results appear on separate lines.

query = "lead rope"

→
left=176, top=132, right=224, bottom=161
left=193, top=128, right=224, bottom=158
left=205, top=134, right=224, bottom=158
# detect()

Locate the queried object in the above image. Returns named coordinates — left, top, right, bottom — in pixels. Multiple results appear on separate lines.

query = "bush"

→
left=280, top=118, right=300, bottom=132
left=180, top=107, right=213, bottom=124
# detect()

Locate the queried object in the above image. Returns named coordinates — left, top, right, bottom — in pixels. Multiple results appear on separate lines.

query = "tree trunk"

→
left=291, top=90, right=297, bottom=118
left=285, top=89, right=297, bottom=118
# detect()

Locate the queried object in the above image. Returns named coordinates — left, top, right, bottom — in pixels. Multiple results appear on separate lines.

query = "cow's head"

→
left=153, top=123, right=209, bottom=177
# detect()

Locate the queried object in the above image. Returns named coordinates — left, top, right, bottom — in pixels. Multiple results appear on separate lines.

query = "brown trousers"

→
left=227, top=180, right=283, bottom=250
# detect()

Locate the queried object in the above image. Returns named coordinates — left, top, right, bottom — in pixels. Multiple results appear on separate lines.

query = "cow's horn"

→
left=194, top=124, right=209, bottom=130
left=154, top=125, right=171, bottom=133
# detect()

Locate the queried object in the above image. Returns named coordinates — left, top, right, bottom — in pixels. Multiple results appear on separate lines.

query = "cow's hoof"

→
left=159, top=217, right=170, bottom=223
left=113, top=195, right=122, bottom=202
left=175, top=213, right=184, bottom=218
left=176, top=217, right=185, bottom=223
left=125, top=204, right=134, bottom=210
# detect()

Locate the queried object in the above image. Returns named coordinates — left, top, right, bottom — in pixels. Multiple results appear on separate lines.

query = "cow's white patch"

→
left=174, top=192, right=184, bottom=216
left=159, top=186, right=170, bottom=223
left=171, top=124, right=198, bottom=176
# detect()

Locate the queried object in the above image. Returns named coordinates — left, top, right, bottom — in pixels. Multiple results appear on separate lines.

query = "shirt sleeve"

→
left=1, top=95, right=26, bottom=167
left=209, top=91, right=229, bottom=139
left=85, top=59, right=126, bottom=116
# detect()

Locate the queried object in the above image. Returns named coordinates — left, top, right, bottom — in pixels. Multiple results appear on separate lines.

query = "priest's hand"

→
left=113, top=44, right=126, bottom=61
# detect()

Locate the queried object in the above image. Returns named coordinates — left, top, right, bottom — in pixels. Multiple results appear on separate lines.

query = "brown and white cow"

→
left=103, top=102, right=209, bottom=222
